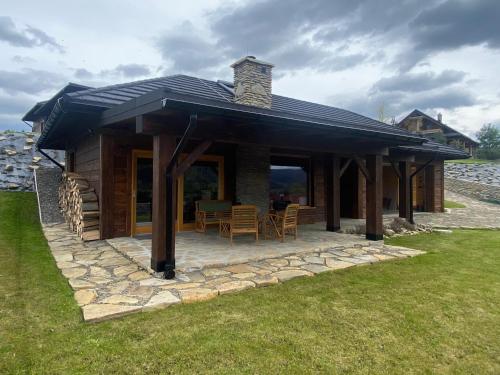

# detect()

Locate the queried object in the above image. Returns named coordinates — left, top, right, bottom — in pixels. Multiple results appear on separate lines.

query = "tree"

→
left=476, top=124, right=500, bottom=160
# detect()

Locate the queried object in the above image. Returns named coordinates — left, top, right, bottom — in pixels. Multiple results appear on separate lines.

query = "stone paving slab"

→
left=42, top=223, right=425, bottom=323
left=107, top=224, right=384, bottom=274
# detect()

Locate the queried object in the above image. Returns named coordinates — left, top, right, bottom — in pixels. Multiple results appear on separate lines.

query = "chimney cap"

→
left=231, top=56, right=274, bottom=68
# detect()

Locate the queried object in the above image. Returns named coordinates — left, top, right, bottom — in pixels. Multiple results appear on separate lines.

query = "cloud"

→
left=411, top=0, right=500, bottom=52
left=102, top=64, right=151, bottom=78
left=337, top=88, right=477, bottom=122
left=11, top=55, right=36, bottom=64
left=73, top=64, right=153, bottom=84
left=156, top=21, right=224, bottom=76
left=0, top=94, right=36, bottom=131
left=0, top=69, right=67, bottom=95
left=74, top=68, right=94, bottom=80
left=0, top=16, right=64, bottom=52
left=372, top=70, right=467, bottom=93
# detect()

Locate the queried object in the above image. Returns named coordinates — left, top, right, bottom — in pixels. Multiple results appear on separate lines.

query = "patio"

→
left=43, top=221, right=424, bottom=322
left=107, top=222, right=379, bottom=274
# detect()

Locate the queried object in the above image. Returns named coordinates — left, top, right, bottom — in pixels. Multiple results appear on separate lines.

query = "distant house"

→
left=398, top=109, right=478, bottom=157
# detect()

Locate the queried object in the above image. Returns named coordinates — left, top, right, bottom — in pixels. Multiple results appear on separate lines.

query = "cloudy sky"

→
left=1, top=0, right=499, bottom=138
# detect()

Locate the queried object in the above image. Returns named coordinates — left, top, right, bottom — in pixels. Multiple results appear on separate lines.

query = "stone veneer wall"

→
left=233, top=58, right=273, bottom=108
left=0, top=131, right=64, bottom=191
left=235, top=144, right=270, bottom=214
left=445, top=177, right=500, bottom=204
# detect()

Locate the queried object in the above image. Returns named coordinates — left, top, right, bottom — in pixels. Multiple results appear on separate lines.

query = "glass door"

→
left=178, top=155, right=224, bottom=230
left=132, top=151, right=153, bottom=235
left=131, top=151, right=224, bottom=234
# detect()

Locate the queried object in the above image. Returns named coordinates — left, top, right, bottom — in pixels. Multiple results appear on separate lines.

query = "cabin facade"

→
left=399, top=109, right=478, bottom=157
left=25, top=56, right=469, bottom=278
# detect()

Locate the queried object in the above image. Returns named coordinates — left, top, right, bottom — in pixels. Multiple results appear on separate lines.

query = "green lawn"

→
left=445, top=158, right=498, bottom=164
left=444, top=200, right=466, bottom=208
left=1, top=192, right=499, bottom=374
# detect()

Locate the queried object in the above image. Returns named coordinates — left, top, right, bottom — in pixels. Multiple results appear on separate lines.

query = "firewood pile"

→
left=58, top=172, right=100, bottom=241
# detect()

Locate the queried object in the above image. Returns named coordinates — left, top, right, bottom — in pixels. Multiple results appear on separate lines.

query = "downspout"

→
left=163, top=113, right=198, bottom=279
left=36, top=145, right=65, bottom=171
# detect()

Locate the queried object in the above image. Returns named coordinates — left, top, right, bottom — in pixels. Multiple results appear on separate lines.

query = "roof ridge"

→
left=68, top=74, right=184, bottom=97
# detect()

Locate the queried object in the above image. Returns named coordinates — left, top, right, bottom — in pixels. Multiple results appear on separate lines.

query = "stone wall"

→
left=445, top=162, right=500, bottom=187
left=445, top=177, right=500, bottom=204
left=235, top=144, right=270, bottom=214
left=0, top=131, right=64, bottom=191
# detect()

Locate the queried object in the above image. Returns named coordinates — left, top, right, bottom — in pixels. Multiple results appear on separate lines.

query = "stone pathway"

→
left=415, top=190, right=500, bottom=229
left=43, top=223, right=424, bottom=323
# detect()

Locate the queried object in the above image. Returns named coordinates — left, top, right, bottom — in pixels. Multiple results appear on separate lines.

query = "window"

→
left=270, top=164, right=308, bottom=211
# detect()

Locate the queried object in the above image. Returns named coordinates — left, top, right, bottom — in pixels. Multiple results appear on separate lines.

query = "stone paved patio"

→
left=107, top=224, right=385, bottom=274
left=339, top=190, right=500, bottom=232
left=43, top=223, right=424, bottom=323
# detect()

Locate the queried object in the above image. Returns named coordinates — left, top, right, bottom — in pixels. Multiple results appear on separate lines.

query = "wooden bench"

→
left=195, top=200, right=232, bottom=233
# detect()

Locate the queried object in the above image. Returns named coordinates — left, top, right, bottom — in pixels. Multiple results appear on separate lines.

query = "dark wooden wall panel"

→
left=433, top=161, right=444, bottom=212
left=74, top=134, right=100, bottom=194
left=313, top=156, right=325, bottom=221
left=112, top=144, right=132, bottom=236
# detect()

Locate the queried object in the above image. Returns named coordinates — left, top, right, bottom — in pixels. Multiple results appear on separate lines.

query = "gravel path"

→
left=35, top=167, right=64, bottom=224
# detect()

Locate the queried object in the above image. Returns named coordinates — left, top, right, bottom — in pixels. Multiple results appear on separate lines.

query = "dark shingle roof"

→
left=22, top=83, right=91, bottom=121
left=65, top=74, right=413, bottom=138
left=395, top=138, right=469, bottom=159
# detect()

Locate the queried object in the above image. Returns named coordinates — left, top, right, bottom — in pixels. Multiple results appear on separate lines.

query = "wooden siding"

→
left=313, top=156, right=325, bottom=221
left=431, top=161, right=444, bottom=212
left=112, top=144, right=132, bottom=236
left=74, top=134, right=100, bottom=193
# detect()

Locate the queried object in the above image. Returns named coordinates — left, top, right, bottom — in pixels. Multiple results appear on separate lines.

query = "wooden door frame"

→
left=177, top=154, right=225, bottom=231
left=131, top=150, right=225, bottom=235
left=131, top=149, right=154, bottom=236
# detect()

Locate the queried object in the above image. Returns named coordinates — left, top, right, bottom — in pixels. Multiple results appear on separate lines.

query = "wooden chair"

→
left=264, top=203, right=300, bottom=242
left=219, top=205, right=258, bottom=244
left=195, top=200, right=232, bottom=233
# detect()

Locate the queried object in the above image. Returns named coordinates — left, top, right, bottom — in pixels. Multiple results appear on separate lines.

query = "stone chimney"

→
left=437, top=113, right=443, bottom=123
left=231, top=56, right=274, bottom=109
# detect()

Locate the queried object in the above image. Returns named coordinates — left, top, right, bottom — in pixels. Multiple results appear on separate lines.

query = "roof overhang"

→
left=100, top=88, right=425, bottom=146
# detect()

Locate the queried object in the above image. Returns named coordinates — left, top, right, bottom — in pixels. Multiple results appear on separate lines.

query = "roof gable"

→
left=399, top=109, right=478, bottom=145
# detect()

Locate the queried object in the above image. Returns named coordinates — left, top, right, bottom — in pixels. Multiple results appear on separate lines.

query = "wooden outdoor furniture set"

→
left=195, top=200, right=301, bottom=243
left=195, top=200, right=232, bottom=233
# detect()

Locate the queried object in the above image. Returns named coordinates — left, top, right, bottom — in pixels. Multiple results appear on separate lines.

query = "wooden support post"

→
left=324, top=154, right=340, bottom=232
left=366, top=154, right=383, bottom=240
left=424, top=164, right=435, bottom=212
left=99, top=134, right=114, bottom=239
left=398, top=161, right=411, bottom=221
left=151, top=134, right=176, bottom=273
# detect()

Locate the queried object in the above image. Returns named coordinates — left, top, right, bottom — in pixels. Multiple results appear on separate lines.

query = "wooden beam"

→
left=99, top=134, right=114, bottom=239
left=151, top=134, right=176, bottom=273
left=398, top=161, right=411, bottom=221
left=174, top=140, right=212, bottom=177
left=424, top=164, right=435, bottom=212
left=365, top=154, right=383, bottom=240
left=324, top=154, right=340, bottom=232
left=339, top=158, right=352, bottom=178
left=387, top=158, right=401, bottom=179
left=354, top=156, right=372, bottom=183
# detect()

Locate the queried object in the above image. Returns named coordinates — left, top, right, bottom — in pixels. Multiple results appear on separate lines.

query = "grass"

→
left=444, top=200, right=466, bottom=208
left=1, top=192, right=499, bottom=374
left=445, top=158, right=498, bottom=164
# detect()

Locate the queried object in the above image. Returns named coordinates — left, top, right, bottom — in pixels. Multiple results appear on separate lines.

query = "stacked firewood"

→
left=58, top=172, right=100, bottom=241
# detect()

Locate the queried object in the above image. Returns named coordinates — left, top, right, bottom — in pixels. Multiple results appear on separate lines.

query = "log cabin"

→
left=24, top=56, right=469, bottom=278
